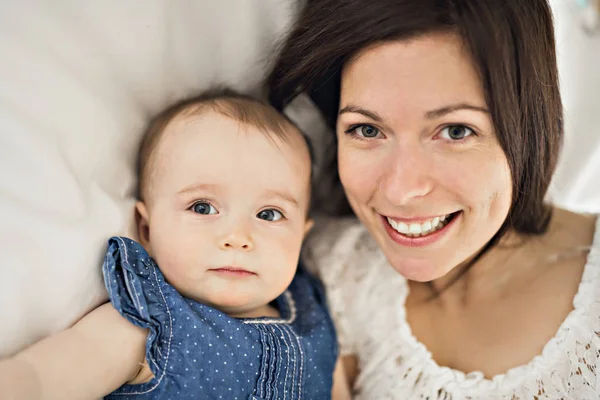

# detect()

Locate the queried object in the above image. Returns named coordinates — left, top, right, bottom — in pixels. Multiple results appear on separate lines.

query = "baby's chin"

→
left=196, top=292, right=278, bottom=319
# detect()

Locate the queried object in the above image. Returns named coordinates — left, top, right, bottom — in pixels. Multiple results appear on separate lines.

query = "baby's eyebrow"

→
left=263, top=189, right=300, bottom=208
left=177, top=183, right=221, bottom=196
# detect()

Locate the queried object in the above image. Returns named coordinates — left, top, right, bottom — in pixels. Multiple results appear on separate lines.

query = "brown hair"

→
left=268, top=0, right=563, bottom=271
left=138, top=88, right=311, bottom=202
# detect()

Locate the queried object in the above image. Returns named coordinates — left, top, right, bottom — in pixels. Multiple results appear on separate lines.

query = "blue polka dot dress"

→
left=102, top=237, right=338, bottom=400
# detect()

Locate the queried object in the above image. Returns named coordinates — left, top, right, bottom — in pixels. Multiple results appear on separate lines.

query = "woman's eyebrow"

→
left=425, top=103, right=489, bottom=119
left=339, top=103, right=489, bottom=122
left=338, top=104, right=383, bottom=122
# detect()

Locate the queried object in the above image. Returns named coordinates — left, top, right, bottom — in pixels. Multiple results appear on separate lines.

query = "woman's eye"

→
left=191, top=202, right=218, bottom=215
left=257, top=209, right=283, bottom=222
left=351, top=124, right=381, bottom=138
left=440, top=125, right=474, bottom=140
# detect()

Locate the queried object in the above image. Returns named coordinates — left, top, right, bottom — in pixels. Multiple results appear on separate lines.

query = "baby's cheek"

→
left=154, top=249, right=188, bottom=282
left=151, top=234, right=199, bottom=280
left=272, top=233, right=303, bottom=277
left=280, top=236, right=302, bottom=266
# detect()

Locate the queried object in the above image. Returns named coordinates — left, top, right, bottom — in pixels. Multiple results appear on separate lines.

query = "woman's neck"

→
left=418, top=207, right=596, bottom=308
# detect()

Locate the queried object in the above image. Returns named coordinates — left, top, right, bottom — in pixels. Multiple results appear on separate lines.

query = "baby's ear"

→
left=303, top=218, right=314, bottom=238
left=135, top=201, right=152, bottom=254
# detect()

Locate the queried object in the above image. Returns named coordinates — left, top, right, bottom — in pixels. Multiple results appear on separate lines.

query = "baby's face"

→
left=138, top=111, right=312, bottom=317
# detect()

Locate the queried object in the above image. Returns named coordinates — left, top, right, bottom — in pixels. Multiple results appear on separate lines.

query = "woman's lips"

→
left=209, top=267, right=257, bottom=277
left=381, top=211, right=462, bottom=247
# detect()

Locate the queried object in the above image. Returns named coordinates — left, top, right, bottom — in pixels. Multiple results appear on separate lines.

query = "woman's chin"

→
left=387, top=256, right=452, bottom=283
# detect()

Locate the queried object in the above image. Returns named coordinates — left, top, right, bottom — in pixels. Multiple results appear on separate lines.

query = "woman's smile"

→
left=381, top=211, right=462, bottom=246
left=384, top=211, right=460, bottom=237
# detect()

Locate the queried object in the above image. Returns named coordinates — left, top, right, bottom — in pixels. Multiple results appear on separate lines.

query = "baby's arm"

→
left=0, top=303, right=147, bottom=400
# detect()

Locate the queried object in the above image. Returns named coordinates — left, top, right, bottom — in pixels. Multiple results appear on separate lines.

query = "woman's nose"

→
left=378, top=142, right=433, bottom=206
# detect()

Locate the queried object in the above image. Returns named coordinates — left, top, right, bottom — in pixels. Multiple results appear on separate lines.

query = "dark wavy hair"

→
left=267, top=0, right=563, bottom=288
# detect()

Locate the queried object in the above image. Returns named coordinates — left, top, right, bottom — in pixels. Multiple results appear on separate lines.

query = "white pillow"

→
left=0, top=0, right=299, bottom=357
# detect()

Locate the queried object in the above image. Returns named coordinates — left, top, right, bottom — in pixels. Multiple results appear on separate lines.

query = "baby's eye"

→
left=257, top=209, right=283, bottom=222
left=191, top=202, right=218, bottom=215
left=347, top=124, right=381, bottom=139
left=440, top=125, right=474, bottom=140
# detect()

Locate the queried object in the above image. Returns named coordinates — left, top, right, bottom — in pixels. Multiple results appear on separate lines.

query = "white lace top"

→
left=302, top=217, right=600, bottom=399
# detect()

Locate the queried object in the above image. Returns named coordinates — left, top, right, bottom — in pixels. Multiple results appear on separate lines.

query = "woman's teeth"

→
left=386, top=214, right=452, bottom=238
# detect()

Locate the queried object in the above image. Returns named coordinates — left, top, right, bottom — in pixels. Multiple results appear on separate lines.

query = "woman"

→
left=268, top=0, right=599, bottom=398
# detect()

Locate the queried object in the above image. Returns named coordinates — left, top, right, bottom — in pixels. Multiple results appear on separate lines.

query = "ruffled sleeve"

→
left=102, top=236, right=173, bottom=384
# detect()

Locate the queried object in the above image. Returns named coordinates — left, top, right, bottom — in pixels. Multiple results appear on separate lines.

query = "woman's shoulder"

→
left=548, top=207, right=597, bottom=248
left=529, top=210, right=600, bottom=399
left=542, top=208, right=600, bottom=361
left=562, top=209, right=600, bottom=316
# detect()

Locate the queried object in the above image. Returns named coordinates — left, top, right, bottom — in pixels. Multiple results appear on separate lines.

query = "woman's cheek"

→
left=435, top=148, right=512, bottom=219
left=338, top=146, right=380, bottom=199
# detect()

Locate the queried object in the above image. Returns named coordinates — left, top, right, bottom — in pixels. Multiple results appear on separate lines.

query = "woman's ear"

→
left=135, top=201, right=152, bottom=254
left=303, top=218, right=314, bottom=238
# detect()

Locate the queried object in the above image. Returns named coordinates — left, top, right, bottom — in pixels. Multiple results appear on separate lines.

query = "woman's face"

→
left=337, top=32, right=512, bottom=282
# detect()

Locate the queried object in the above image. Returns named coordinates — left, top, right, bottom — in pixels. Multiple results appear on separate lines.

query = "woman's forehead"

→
left=340, top=32, right=485, bottom=112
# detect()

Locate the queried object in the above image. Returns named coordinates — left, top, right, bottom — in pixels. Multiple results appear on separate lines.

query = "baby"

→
left=0, top=90, right=349, bottom=399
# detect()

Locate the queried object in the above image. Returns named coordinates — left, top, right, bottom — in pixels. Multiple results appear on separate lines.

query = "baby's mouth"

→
left=209, top=266, right=257, bottom=277
left=385, top=211, right=461, bottom=238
